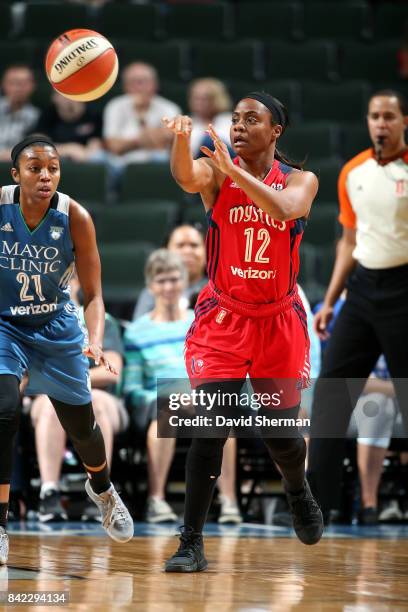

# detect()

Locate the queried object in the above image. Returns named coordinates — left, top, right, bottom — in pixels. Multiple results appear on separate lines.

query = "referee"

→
left=308, top=90, right=408, bottom=519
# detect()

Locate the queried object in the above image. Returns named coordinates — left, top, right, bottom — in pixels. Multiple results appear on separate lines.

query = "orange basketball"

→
left=45, top=29, right=118, bottom=102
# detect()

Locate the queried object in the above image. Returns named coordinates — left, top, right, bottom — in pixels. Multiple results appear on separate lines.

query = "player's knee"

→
left=186, top=437, right=227, bottom=479
left=0, top=405, right=20, bottom=434
left=263, top=435, right=306, bottom=465
left=37, top=398, right=59, bottom=423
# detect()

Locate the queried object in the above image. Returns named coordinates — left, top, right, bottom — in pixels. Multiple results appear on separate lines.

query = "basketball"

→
left=45, top=29, right=118, bottom=102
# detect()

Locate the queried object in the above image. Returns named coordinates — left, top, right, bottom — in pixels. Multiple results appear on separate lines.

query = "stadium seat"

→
left=316, top=243, right=337, bottom=287
left=298, top=242, right=335, bottom=304
left=310, top=159, right=342, bottom=202
left=266, top=41, right=338, bottom=81
left=31, top=76, right=55, bottom=110
left=340, top=125, right=371, bottom=161
left=303, top=2, right=371, bottom=40
left=95, top=203, right=179, bottom=246
left=301, top=81, right=371, bottom=122
left=0, top=162, right=13, bottom=187
left=279, top=122, right=341, bottom=164
left=297, top=242, right=324, bottom=302
left=235, top=3, right=302, bottom=41
left=0, top=43, right=33, bottom=73
left=340, top=42, right=399, bottom=80
left=99, top=242, right=155, bottom=302
left=163, top=2, right=231, bottom=40
left=159, top=80, right=189, bottom=114
left=114, top=41, right=188, bottom=81
left=58, top=162, right=108, bottom=207
left=20, top=3, right=95, bottom=39
left=373, top=3, right=408, bottom=40
left=182, top=202, right=209, bottom=228
left=304, top=205, right=341, bottom=246
left=121, top=163, right=185, bottom=205
left=0, top=6, right=12, bottom=40
left=191, top=41, right=262, bottom=80
left=97, top=3, right=160, bottom=40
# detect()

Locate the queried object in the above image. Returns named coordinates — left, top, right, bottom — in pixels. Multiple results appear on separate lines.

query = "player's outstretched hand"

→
left=313, top=305, right=334, bottom=340
left=83, top=344, right=118, bottom=374
left=162, top=115, right=192, bottom=138
left=200, top=124, right=234, bottom=175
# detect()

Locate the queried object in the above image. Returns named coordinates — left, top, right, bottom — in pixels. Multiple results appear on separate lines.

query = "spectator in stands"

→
left=30, top=273, right=128, bottom=522
left=124, top=249, right=241, bottom=524
left=133, top=224, right=207, bottom=319
left=34, top=92, right=104, bottom=162
left=308, top=90, right=408, bottom=522
left=0, top=65, right=39, bottom=160
left=103, top=62, right=181, bottom=164
left=188, top=78, right=233, bottom=159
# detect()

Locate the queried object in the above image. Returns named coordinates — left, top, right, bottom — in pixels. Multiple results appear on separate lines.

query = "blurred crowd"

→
left=0, top=61, right=234, bottom=182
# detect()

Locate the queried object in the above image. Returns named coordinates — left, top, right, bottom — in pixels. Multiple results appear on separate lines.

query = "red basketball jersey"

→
left=206, top=157, right=305, bottom=304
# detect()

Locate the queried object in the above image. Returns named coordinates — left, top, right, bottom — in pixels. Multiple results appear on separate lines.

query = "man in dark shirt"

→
left=34, top=92, right=103, bottom=162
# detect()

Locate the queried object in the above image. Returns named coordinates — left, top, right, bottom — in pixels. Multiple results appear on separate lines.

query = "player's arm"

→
left=69, top=200, right=115, bottom=373
left=321, top=227, right=356, bottom=309
left=162, top=115, right=223, bottom=210
left=314, top=164, right=357, bottom=338
left=201, top=125, right=317, bottom=220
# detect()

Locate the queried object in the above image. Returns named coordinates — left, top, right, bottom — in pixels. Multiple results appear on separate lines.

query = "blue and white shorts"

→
left=0, top=306, right=91, bottom=405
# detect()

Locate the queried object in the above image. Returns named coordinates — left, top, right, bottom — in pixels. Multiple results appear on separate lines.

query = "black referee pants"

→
left=308, top=263, right=408, bottom=513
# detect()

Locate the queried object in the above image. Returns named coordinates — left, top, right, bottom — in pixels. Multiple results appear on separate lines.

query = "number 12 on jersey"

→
left=244, top=228, right=270, bottom=263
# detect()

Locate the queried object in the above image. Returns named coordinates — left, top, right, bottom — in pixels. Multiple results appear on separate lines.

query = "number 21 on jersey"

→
left=17, top=273, right=46, bottom=302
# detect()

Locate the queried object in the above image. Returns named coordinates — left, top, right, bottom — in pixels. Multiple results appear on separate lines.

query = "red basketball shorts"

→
left=184, top=282, right=310, bottom=409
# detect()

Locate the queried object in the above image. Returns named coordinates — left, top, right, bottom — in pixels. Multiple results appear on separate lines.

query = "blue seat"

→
left=301, top=81, right=371, bottom=122
left=266, top=41, right=338, bottom=81
left=303, top=2, right=371, bottom=40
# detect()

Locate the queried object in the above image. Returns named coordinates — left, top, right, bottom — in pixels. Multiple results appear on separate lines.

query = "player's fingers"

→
left=207, top=124, right=222, bottom=143
left=162, top=117, right=174, bottom=130
left=200, top=146, right=214, bottom=158
left=99, top=354, right=118, bottom=375
left=175, top=116, right=183, bottom=134
left=183, top=118, right=192, bottom=134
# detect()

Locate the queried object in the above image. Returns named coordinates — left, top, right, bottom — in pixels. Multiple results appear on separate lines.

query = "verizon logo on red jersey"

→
left=230, top=266, right=277, bottom=280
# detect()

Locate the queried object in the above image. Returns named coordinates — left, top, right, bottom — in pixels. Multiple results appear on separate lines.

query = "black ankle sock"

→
left=0, top=502, right=8, bottom=528
left=86, top=463, right=111, bottom=495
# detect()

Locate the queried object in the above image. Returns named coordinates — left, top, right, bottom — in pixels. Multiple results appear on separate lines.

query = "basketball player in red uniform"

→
left=162, top=93, right=323, bottom=572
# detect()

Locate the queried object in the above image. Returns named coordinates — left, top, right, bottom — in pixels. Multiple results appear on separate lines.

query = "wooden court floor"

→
left=2, top=530, right=408, bottom=611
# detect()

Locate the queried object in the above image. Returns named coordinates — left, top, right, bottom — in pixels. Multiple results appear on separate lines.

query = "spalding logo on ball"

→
left=45, top=29, right=118, bottom=102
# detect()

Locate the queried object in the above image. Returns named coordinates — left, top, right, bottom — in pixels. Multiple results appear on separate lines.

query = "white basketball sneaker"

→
left=0, top=527, right=9, bottom=565
left=85, top=481, right=133, bottom=543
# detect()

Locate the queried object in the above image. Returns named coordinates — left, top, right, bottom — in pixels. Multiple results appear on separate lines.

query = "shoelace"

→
left=102, top=491, right=128, bottom=529
left=292, top=495, right=321, bottom=517
left=173, top=527, right=202, bottom=558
